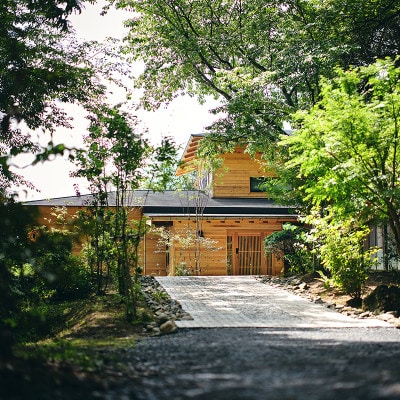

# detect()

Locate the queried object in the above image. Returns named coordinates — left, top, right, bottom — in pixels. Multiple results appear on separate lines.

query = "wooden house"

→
left=25, top=134, right=299, bottom=276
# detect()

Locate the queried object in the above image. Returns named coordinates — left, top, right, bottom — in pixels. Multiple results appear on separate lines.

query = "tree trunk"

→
left=386, top=203, right=400, bottom=257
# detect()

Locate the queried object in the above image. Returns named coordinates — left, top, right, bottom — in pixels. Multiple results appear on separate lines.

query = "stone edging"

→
left=259, top=275, right=400, bottom=328
left=140, top=276, right=192, bottom=335
left=140, top=275, right=400, bottom=334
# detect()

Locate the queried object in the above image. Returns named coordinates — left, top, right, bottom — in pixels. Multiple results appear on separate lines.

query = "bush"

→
left=264, top=223, right=314, bottom=275
left=306, top=211, right=378, bottom=299
left=15, top=300, right=87, bottom=342
left=47, top=255, right=94, bottom=301
left=363, top=285, right=400, bottom=314
left=15, top=302, right=65, bottom=342
left=31, top=229, right=94, bottom=301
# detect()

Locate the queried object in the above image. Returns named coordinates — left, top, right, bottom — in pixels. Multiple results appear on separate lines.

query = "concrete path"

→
left=156, top=276, right=391, bottom=329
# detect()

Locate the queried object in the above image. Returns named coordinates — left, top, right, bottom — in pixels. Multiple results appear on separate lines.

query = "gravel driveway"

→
left=155, top=276, right=390, bottom=328
left=109, top=277, right=400, bottom=400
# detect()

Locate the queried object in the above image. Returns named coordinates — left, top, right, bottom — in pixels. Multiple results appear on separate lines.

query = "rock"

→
left=376, top=313, right=396, bottom=322
left=140, top=276, right=194, bottom=326
left=156, top=313, right=169, bottom=325
left=392, top=319, right=400, bottom=329
left=312, top=296, right=324, bottom=304
left=346, top=297, right=362, bottom=308
left=159, top=320, right=178, bottom=334
left=180, top=314, right=194, bottom=321
left=298, top=282, right=308, bottom=290
left=152, top=327, right=161, bottom=335
left=359, top=311, right=371, bottom=318
left=342, top=306, right=354, bottom=312
left=292, top=282, right=309, bottom=292
left=363, top=285, right=400, bottom=314
left=146, top=323, right=157, bottom=331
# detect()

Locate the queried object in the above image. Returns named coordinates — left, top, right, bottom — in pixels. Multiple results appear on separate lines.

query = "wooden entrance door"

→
left=231, top=232, right=272, bottom=275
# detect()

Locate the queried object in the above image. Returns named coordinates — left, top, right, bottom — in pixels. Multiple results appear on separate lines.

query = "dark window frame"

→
left=250, top=177, right=271, bottom=192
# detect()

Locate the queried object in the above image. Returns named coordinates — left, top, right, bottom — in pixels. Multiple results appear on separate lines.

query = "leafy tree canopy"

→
left=0, top=0, right=118, bottom=195
left=117, top=0, right=400, bottom=154
left=282, top=58, right=400, bottom=255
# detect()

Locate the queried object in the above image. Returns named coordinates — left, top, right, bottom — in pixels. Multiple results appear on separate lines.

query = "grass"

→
left=16, top=336, right=138, bottom=372
left=0, top=290, right=155, bottom=400
left=13, top=291, right=153, bottom=372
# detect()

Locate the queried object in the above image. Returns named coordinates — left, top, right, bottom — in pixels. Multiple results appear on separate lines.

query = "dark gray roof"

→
left=24, top=190, right=297, bottom=218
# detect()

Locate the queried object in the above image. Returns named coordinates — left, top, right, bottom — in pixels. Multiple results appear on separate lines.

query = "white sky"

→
left=15, top=1, right=220, bottom=201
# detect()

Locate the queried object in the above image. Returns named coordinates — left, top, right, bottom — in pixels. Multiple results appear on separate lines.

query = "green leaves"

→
left=264, top=223, right=314, bottom=275
left=120, top=0, right=400, bottom=151
left=305, top=209, right=377, bottom=299
left=283, top=57, right=400, bottom=256
left=0, top=1, right=127, bottom=194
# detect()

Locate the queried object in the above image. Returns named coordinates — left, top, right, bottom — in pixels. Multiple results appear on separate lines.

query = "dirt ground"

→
left=302, top=270, right=400, bottom=307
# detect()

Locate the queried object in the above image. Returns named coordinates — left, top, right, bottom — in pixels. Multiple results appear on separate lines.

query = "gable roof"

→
left=176, top=133, right=205, bottom=176
left=176, top=130, right=294, bottom=176
left=24, top=190, right=297, bottom=218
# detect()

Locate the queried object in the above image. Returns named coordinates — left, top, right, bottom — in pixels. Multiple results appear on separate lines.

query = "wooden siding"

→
left=30, top=139, right=296, bottom=279
left=28, top=204, right=296, bottom=277
left=31, top=204, right=148, bottom=262
left=143, top=232, right=168, bottom=276
left=176, top=134, right=204, bottom=176
left=212, top=146, right=275, bottom=198
left=146, top=217, right=296, bottom=276
left=33, top=205, right=88, bottom=254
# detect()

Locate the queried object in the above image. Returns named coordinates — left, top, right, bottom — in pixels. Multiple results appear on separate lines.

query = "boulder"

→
left=159, top=320, right=178, bottom=334
left=363, top=285, right=400, bottom=315
left=346, top=297, right=362, bottom=308
left=156, top=313, right=169, bottom=325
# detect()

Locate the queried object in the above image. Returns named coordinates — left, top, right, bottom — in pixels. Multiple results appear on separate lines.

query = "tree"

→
left=73, top=105, right=179, bottom=320
left=0, top=0, right=106, bottom=358
left=0, top=0, right=111, bottom=194
left=282, top=58, right=400, bottom=257
left=0, top=199, right=38, bottom=358
left=118, top=0, right=400, bottom=153
left=141, top=136, right=181, bottom=191
left=73, top=105, right=150, bottom=320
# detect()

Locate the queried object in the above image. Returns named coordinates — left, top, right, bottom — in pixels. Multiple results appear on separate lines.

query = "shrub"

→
left=264, top=223, right=314, bottom=275
left=49, top=255, right=94, bottom=301
left=32, top=229, right=94, bottom=301
left=306, top=211, right=378, bottom=299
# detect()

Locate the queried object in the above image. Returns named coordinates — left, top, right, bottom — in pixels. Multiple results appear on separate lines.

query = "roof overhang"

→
left=176, top=133, right=205, bottom=175
left=145, top=214, right=298, bottom=220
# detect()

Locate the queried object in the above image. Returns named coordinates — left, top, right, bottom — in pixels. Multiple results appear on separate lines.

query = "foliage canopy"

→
left=0, top=0, right=110, bottom=194
left=119, top=0, right=400, bottom=153
left=283, top=58, right=400, bottom=256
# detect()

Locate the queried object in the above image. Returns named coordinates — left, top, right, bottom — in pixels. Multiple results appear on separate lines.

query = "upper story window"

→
left=250, top=177, right=268, bottom=192
left=250, top=176, right=291, bottom=197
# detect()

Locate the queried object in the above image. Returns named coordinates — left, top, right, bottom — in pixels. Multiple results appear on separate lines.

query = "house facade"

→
left=25, top=134, right=299, bottom=276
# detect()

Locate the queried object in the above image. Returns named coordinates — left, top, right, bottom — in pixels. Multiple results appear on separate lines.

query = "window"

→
left=250, top=176, right=291, bottom=197
left=250, top=177, right=268, bottom=192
